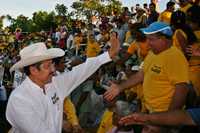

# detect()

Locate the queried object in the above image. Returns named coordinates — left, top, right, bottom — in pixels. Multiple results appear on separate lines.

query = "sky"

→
left=0, top=0, right=169, bottom=27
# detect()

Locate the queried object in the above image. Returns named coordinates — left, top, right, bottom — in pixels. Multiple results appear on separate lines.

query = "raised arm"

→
left=54, top=35, right=120, bottom=98
left=103, top=69, right=144, bottom=102
left=119, top=110, right=195, bottom=126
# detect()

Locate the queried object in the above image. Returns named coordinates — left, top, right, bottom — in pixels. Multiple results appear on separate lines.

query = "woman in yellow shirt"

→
left=86, top=33, right=101, bottom=58
left=158, top=1, right=175, bottom=24
left=171, top=10, right=197, bottom=60
left=73, top=32, right=83, bottom=51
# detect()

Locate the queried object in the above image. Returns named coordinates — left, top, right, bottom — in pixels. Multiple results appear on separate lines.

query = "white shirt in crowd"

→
left=6, top=52, right=111, bottom=133
left=66, top=34, right=74, bottom=49
left=55, top=31, right=61, bottom=44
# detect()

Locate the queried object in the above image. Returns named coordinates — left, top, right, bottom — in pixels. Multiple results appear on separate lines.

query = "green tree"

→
left=32, top=11, right=56, bottom=32
left=8, top=14, right=31, bottom=32
left=55, top=4, right=67, bottom=16
left=0, top=16, right=5, bottom=30
left=71, top=0, right=122, bottom=22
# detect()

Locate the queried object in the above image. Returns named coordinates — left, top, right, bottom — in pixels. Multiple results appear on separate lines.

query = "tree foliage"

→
left=55, top=4, right=67, bottom=16
left=32, top=11, right=57, bottom=32
left=0, top=16, right=6, bottom=30
left=71, top=0, right=122, bottom=22
left=2, top=0, right=122, bottom=32
left=8, top=15, right=31, bottom=32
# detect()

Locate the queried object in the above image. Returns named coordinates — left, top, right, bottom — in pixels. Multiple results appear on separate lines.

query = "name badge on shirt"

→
left=51, top=93, right=59, bottom=104
left=151, top=65, right=161, bottom=74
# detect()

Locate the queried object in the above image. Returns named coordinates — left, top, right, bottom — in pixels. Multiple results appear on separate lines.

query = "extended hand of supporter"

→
left=119, top=113, right=148, bottom=126
left=186, top=45, right=200, bottom=57
left=108, top=34, right=120, bottom=59
left=103, top=81, right=122, bottom=102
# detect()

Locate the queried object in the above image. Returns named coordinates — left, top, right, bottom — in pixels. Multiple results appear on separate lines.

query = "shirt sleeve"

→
left=166, top=51, right=189, bottom=85
left=186, top=108, right=200, bottom=125
left=6, top=96, right=54, bottom=133
left=53, top=52, right=112, bottom=98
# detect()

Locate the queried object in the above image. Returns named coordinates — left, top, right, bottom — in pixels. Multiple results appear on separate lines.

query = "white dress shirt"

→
left=6, top=52, right=111, bottom=133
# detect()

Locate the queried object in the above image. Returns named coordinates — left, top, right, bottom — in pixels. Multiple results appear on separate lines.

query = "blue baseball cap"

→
left=140, top=22, right=173, bottom=37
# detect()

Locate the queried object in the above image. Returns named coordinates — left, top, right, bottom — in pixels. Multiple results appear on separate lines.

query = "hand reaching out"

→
left=119, top=113, right=148, bottom=126
left=103, top=81, right=122, bottom=102
left=186, top=45, right=200, bottom=57
left=108, top=33, right=120, bottom=59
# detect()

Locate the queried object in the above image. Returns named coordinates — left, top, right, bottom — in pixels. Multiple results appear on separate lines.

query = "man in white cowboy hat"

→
left=104, top=22, right=189, bottom=133
left=6, top=35, right=120, bottom=133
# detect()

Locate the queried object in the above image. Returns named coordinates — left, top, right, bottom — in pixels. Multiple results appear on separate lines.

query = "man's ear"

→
left=29, top=66, right=39, bottom=76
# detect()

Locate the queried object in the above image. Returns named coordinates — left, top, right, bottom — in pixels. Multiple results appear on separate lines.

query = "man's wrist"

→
left=108, top=50, right=115, bottom=60
left=118, top=84, right=124, bottom=93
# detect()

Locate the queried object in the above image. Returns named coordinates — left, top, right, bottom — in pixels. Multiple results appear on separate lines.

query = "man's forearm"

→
left=144, top=110, right=195, bottom=126
left=119, top=70, right=144, bottom=92
left=169, top=83, right=188, bottom=110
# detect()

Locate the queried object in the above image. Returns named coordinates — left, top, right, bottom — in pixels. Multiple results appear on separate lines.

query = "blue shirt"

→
left=187, top=108, right=200, bottom=125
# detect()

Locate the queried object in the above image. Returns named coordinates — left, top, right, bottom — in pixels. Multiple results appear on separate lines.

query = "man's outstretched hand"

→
left=119, top=113, right=148, bottom=126
left=103, top=81, right=122, bottom=102
left=108, top=34, right=120, bottom=59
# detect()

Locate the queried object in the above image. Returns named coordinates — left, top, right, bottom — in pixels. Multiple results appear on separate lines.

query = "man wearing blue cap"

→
left=104, top=22, right=189, bottom=133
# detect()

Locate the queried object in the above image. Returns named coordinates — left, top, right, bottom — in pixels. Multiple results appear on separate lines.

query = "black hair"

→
left=123, top=7, right=129, bottom=11
left=187, top=5, right=200, bottom=27
left=171, top=10, right=197, bottom=44
left=130, top=23, right=145, bottom=37
left=143, top=3, right=148, bottom=7
left=53, top=56, right=64, bottom=66
left=149, top=2, right=156, bottom=8
left=167, top=1, right=175, bottom=9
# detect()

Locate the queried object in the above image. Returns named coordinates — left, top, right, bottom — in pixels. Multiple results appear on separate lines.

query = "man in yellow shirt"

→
left=158, top=1, right=175, bottom=24
left=104, top=22, right=189, bottom=133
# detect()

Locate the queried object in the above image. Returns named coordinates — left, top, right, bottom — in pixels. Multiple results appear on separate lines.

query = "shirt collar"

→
left=25, top=76, right=45, bottom=93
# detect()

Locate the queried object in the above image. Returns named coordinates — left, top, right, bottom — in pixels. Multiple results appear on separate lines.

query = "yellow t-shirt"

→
left=74, top=36, right=83, bottom=49
left=125, top=84, right=143, bottom=101
left=86, top=41, right=101, bottom=58
left=173, top=29, right=187, bottom=50
left=143, top=46, right=189, bottom=112
left=158, top=10, right=172, bottom=24
left=63, top=98, right=79, bottom=126
left=97, top=110, right=113, bottom=133
left=127, top=41, right=137, bottom=55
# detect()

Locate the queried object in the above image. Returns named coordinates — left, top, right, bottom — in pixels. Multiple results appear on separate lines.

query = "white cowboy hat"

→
left=10, top=42, right=65, bottom=72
